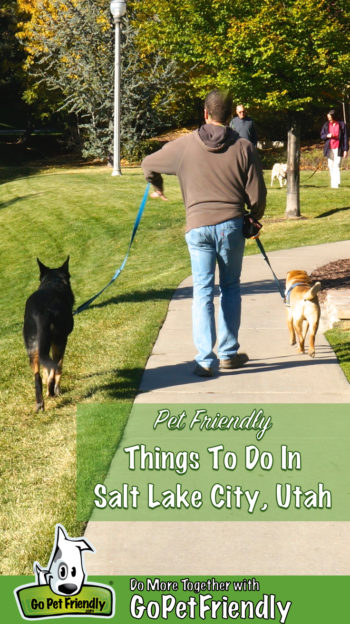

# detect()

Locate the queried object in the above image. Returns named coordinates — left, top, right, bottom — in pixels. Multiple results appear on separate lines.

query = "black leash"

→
left=243, top=214, right=285, bottom=301
left=255, top=237, right=285, bottom=300
left=302, top=155, right=324, bottom=183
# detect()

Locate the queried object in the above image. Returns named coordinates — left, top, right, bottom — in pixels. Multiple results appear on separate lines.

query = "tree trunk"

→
left=285, top=116, right=301, bottom=218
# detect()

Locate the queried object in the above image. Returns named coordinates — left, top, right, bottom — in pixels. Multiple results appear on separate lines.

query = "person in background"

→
left=142, top=90, right=266, bottom=377
left=320, top=109, right=348, bottom=188
left=230, top=104, right=258, bottom=146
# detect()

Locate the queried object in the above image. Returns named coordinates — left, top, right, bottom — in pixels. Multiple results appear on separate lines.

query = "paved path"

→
left=86, top=241, right=350, bottom=575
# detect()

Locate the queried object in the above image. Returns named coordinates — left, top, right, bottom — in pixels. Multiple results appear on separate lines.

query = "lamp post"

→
left=110, top=1, right=127, bottom=176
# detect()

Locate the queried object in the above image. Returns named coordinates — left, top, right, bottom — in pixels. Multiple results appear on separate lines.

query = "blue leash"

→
left=74, top=183, right=150, bottom=315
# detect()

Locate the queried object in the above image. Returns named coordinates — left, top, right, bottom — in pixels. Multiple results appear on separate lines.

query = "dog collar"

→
left=284, top=282, right=310, bottom=306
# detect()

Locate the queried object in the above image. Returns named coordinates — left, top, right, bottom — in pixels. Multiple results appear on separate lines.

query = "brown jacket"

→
left=142, top=124, right=266, bottom=231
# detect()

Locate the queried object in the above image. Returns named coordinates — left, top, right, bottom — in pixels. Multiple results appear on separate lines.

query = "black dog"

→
left=23, top=257, right=74, bottom=412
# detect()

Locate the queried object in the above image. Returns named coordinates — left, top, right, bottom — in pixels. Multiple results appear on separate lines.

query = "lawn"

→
left=325, top=327, right=350, bottom=382
left=0, top=165, right=349, bottom=574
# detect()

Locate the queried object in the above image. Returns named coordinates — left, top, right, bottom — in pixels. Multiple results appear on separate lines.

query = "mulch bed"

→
left=310, top=258, right=350, bottom=303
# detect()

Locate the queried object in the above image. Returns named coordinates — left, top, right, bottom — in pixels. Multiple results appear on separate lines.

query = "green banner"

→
left=4, top=575, right=350, bottom=623
left=15, top=582, right=114, bottom=619
left=77, top=403, right=350, bottom=521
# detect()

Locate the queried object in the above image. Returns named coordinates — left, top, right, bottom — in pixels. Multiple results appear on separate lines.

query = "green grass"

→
left=325, top=328, right=350, bottom=382
left=0, top=166, right=189, bottom=575
left=0, top=164, right=349, bottom=574
left=258, top=169, right=350, bottom=250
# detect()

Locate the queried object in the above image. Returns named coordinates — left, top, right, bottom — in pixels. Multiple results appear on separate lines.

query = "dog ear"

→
left=37, top=258, right=48, bottom=278
left=60, top=256, right=70, bottom=275
left=56, top=524, right=94, bottom=554
left=34, top=562, right=47, bottom=585
left=74, top=538, right=95, bottom=554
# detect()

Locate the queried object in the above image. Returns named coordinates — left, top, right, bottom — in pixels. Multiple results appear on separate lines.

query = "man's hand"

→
left=150, top=190, right=168, bottom=201
left=343, top=151, right=348, bottom=159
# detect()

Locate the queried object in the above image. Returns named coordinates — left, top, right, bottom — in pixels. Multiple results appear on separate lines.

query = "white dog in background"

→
left=271, top=162, right=287, bottom=187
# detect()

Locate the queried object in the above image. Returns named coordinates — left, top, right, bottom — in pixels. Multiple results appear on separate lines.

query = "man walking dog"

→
left=142, top=90, right=266, bottom=376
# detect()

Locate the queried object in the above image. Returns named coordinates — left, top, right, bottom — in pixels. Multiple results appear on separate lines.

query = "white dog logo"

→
left=34, top=524, right=94, bottom=596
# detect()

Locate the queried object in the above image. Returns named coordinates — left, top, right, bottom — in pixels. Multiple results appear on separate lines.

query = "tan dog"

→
left=285, top=270, right=321, bottom=357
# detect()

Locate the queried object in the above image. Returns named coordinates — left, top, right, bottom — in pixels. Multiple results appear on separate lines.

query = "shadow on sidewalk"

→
left=241, top=279, right=285, bottom=296
left=135, top=346, right=339, bottom=393
left=77, top=279, right=286, bottom=316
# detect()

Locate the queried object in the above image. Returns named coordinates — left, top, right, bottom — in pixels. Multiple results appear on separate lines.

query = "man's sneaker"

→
left=193, top=363, right=214, bottom=377
left=219, top=353, right=249, bottom=369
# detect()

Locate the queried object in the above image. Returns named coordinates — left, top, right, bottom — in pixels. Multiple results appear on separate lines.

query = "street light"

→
left=110, top=1, right=127, bottom=176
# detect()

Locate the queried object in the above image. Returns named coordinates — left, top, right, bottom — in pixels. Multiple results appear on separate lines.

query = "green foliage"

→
left=17, top=0, right=183, bottom=159
left=16, top=0, right=350, bottom=156
left=134, top=0, right=350, bottom=110
left=0, top=2, right=21, bottom=86
left=0, top=2, right=29, bottom=126
left=133, top=0, right=350, bottom=218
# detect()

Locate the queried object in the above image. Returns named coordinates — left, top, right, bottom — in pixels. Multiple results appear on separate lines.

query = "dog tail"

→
left=304, top=282, right=321, bottom=301
left=36, top=315, right=58, bottom=371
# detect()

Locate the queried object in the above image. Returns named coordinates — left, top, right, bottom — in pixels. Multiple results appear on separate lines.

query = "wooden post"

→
left=285, top=115, right=301, bottom=218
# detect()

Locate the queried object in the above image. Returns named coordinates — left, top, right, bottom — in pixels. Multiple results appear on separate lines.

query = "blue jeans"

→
left=185, top=218, right=245, bottom=368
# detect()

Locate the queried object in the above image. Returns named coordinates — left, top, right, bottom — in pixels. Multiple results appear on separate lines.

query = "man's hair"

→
left=204, top=90, right=233, bottom=123
left=328, top=109, right=337, bottom=119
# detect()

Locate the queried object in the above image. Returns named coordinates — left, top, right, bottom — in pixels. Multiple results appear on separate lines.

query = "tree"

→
left=133, top=0, right=350, bottom=216
left=16, top=0, right=183, bottom=159
left=0, top=2, right=29, bottom=128
left=1, top=2, right=21, bottom=87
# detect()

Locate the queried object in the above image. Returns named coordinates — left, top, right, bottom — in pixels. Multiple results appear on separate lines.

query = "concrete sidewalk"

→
left=86, top=240, right=350, bottom=575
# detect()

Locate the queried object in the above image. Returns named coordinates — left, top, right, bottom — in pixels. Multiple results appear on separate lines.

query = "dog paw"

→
left=36, top=402, right=45, bottom=413
left=54, top=385, right=61, bottom=397
left=308, top=351, right=315, bottom=358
